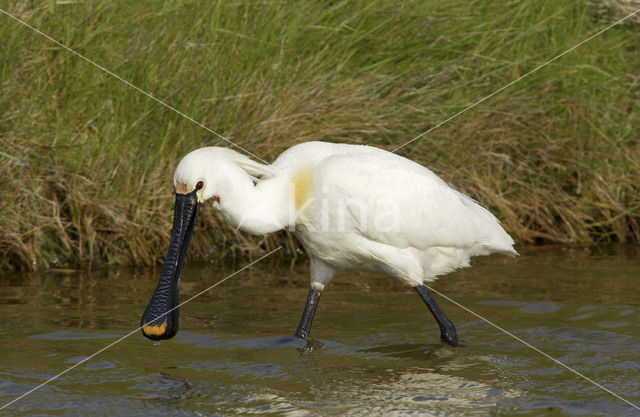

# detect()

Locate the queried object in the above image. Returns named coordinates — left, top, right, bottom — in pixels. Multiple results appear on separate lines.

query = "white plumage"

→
left=176, top=141, right=515, bottom=285
left=144, top=141, right=516, bottom=345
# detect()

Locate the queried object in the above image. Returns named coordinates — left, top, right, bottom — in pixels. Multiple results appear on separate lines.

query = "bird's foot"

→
left=294, top=328, right=323, bottom=350
left=294, top=335, right=323, bottom=355
left=294, top=328, right=309, bottom=340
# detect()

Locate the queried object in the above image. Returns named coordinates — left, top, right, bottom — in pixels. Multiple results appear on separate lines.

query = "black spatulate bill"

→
left=140, top=190, right=200, bottom=340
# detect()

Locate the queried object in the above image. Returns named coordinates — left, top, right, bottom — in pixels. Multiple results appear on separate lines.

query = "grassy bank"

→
left=1, top=0, right=638, bottom=271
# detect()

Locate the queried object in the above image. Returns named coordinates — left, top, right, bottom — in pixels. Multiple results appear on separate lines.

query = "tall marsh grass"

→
left=1, top=0, right=638, bottom=270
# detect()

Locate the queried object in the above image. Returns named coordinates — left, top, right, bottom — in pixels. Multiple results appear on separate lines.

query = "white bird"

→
left=141, top=141, right=516, bottom=345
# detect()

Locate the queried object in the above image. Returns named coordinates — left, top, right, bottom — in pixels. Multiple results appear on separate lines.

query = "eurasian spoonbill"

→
left=141, top=141, right=516, bottom=346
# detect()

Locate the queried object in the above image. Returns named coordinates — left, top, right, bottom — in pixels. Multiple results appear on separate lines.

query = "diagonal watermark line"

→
left=0, top=7, right=271, bottom=166
left=3, top=2, right=639, bottom=412
left=3, top=5, right=638, bottom=164
left=424, top=284, right=640, bottom=411
left=390, top=7, right=640, bottom=154
left=0, top=246, right=283, bottom=411
left=368, top=253, right=640, bottom=412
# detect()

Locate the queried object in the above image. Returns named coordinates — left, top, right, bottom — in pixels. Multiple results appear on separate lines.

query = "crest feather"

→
left=232, top=152, right=277, bottom=180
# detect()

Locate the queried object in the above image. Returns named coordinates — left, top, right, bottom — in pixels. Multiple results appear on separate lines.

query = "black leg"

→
left=414, top=285, right=459, bottom=346
left=295, top=286, right=322, bottom=340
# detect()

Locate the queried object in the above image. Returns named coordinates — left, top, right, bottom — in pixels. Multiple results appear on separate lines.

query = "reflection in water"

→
left=0, top=246, right=639, bottom=416
left=233, top=368, right=521, bottom=416
left=306, top=365, right=520, bottom=416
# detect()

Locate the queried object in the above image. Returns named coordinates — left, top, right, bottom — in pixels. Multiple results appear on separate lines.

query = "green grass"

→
left=0, top=0, right=638, bottom=270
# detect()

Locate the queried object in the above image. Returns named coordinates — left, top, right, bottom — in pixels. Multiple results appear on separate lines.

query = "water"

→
left=1, top=246, right=639, bottom=416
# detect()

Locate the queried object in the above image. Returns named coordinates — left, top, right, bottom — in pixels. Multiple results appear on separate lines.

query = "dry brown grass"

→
left=1, top=0, right=638, bottom=271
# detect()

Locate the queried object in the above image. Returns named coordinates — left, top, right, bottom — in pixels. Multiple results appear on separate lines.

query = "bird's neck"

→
left=217, top=165, right=291, bottom=235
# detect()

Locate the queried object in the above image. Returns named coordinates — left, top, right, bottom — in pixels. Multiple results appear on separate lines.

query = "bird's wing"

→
left=311, top=149, right=515, bottom=255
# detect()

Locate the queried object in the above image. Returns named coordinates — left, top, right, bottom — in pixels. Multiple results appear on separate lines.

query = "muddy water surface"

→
left=1, top=246, right=639, bottom=416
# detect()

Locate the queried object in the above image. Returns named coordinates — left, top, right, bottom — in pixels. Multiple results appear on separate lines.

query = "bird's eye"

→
left=195, top=180, right=204, bottom=191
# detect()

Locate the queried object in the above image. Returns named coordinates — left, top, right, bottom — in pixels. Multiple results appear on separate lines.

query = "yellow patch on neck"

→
left=142, top=320, right=168, bottom=337
left=293, top=168, right=313, bottom=210
left=175, top=183, right=189, bottom=194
